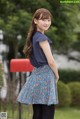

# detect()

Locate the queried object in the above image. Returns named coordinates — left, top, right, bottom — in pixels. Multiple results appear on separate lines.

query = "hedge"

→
left=68, top=82, right=80, bottom=107
left=57, top=81, right=72, bottom=107
left=59, top=69, right=80, bottom=83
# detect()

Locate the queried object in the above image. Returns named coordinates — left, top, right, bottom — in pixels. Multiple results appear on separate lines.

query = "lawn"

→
left=55, top=107, right=80, bottom=119
left=0, top=104, right=80, bottom=119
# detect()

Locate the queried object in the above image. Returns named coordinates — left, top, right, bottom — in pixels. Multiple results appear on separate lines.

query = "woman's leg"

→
left=42, top=104, right=55, bottom=119
left=32, top=104, right=42, bottom=119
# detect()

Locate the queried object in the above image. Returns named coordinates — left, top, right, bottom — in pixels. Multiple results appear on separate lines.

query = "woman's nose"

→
left=45, top=21, right=49, bottom=25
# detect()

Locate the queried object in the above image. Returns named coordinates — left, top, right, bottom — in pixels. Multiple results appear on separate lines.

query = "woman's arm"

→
left=39, top=40, right=59, bottom=81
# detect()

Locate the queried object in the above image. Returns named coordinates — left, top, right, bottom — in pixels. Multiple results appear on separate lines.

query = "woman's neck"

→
left=37, top=28, right=44, bottom=34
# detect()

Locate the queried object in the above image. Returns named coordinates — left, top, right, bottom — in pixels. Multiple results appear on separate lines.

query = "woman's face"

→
left=34, top=17, right=51, bottom=33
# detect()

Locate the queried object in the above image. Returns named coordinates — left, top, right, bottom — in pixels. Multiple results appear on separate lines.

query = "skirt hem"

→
left=17, top=100, right=59, bottom=106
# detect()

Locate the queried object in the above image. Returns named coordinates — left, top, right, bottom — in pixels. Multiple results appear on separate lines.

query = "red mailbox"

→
left=10, top=59, right=34, bottom=72
left=10, top=58, right=34, bottom=119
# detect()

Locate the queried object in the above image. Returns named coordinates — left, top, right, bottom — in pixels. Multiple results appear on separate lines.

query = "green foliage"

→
left=68, top=82, right=80, bottom=107
left=0, top=0, right=16, bottom=18
left=0, top=19, right=5, bottom=28
left=57, top=81, right=72, bottom=107
left=46, top=26, right=59, bottom=51
left=0, top=63, right=4, bottom=87
left=47, top=1, right=80, bottom=52
left=71, top=40, right=80, bottom=52
left=3, top=10, right=32, bottom=58
left=0, top=0, right=80, bottom=59
left=19, top=0, right=52, bottom=13
left=5, top=10, right=31, bottom=40
left=59, top=69, right=80, bottom=83
left=53, top=5, right=78, bottom=52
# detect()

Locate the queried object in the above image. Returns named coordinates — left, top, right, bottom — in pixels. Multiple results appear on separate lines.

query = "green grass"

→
left=0, top=103, right=80, bottom=119
left=55, top=107, right=80, bottom=119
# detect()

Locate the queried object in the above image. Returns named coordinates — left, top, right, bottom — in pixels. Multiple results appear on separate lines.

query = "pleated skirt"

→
left=17, top=65, right=58, bottom=105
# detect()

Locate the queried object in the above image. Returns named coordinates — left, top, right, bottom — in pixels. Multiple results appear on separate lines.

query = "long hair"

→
left=23, top=8, right=52, bottom=58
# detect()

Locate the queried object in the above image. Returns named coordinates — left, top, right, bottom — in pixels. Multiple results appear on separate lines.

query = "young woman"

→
left=17, top=8, right=59, bottom=119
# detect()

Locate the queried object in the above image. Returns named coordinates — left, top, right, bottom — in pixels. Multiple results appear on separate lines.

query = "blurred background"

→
left=0, top=0, right=80, bottom=119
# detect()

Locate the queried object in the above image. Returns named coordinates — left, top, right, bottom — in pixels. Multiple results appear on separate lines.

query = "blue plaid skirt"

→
left=17, top=65, right=58, bottom=105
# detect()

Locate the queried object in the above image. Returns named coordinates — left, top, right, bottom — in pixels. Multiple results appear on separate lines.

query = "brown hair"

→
left=23, top=8, right=52, bottom=58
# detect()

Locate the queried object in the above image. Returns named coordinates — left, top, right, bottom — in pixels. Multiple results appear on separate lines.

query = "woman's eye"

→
left=42, top=19, right=51, bottom=22
left=48, top=19, right=51, bottom=22
left=42, top=19, right=46, bottom=21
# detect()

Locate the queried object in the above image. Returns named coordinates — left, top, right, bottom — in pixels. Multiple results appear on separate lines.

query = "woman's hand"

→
left=55, top=74, right=59, bottom=83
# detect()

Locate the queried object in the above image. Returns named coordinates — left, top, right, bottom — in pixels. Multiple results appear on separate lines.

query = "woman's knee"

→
left=32, top=104, right=42, bottom=119
left=42, top=104, right=55, bottom=119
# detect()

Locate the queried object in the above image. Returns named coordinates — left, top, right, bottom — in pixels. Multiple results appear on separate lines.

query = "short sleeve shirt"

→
left=30, top=31, right=52, bottom=68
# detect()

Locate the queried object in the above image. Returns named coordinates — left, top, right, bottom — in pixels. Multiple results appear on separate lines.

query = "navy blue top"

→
left=30, top=31, right=52, bottom=68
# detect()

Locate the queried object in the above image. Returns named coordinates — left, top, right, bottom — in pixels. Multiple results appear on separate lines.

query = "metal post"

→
left=24, top=72, right=26, bottom=83
left=10, top=59, right=34, bottom=119
left=18, top=72, right=22, bottom=119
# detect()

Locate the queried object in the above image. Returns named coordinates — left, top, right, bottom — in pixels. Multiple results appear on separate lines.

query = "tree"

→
left=0, top=0, right=80, bottom=56
left=0, top=0, right=52, bottom=59
left=4, top=10, right=32, bottom=58
left=46, top=1, right=79, bottom=52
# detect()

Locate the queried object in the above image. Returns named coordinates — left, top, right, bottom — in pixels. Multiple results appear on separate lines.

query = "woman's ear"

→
left=34, top=18, right=37, bottom=24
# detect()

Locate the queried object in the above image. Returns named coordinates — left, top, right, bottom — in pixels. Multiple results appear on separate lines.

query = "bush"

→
left=59, top=69, right=80, bottom=83
left=68, top=82, right=80, bottom=107
left=57, top=81, right=72, bottom=107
